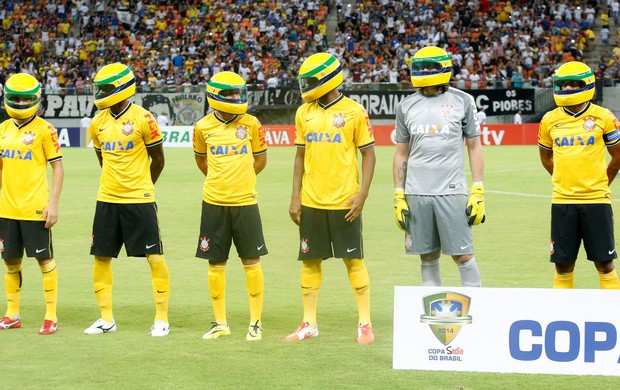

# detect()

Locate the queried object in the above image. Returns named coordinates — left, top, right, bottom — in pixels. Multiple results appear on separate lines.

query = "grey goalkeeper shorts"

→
left=404, top=194, right=473, bottom=256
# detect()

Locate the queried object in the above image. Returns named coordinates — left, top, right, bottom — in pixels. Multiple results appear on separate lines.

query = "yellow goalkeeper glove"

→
left=466, top=183, right=486, bottom=226
left=394, top=189, right=410, bottom=232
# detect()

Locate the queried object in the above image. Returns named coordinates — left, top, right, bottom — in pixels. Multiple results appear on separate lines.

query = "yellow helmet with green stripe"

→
left=297, top=53, right=343, bottom=102
left=3, top=73, right=41, bottom=119
left=553, top=61, right=595, bottom=107
left=206, top=71, right=248, bottom=114
left=93, top=63, right=136, bottom=109
left=410, top=46, right=453, bottom=88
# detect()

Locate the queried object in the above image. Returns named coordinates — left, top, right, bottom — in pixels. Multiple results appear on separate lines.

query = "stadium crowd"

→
left=0, top=0, right=611, bottom=94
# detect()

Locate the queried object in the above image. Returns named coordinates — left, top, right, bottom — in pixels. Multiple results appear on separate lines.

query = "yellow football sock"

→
left=39, top=260, right=58, bottom=323
left=147, top=254, right=170, bottom=323
left=344, top=258, right=371, bottom=325
left=244, top=262, right=264, bottom=325
left=554, top=272, right=574, bottom=288
left=208, top=264, right=227, bottom=324
left=301, top=259, right=322, bottom=328
left=599, top=269, right=620, bottom=289
left=93, top=257, right=114, bottom=322
left=4, top=261, right=22, bottom=319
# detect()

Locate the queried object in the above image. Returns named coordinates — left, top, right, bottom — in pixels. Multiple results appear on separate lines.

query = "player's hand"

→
left=289, top=197, right=302, bottom=226
left=466, top=183, right=486, bottom=225
left=344, top=192, right=367, bottom=222
left=394, top=189, right=409, bottom=231
left=42, top=202, right=59, bottom=229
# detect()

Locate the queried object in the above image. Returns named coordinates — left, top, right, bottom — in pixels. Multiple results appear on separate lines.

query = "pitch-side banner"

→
left=43, top=93, right=206, bottom=125
left=345, top=89, right=535, bottom=118
left=393, top=287, right=620, bottom=376
left=157, top=124, right=539, bottom=147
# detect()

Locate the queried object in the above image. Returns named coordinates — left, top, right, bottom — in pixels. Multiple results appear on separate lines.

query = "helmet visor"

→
left=95, top=83, right=118, bottom=99
left=4, top=93, right=39, bottom=110
left=554, top=79, right=587, bottom=90
left=218, top=86, right=247, bottom=102
left=298, top=76, right=321, bottom=93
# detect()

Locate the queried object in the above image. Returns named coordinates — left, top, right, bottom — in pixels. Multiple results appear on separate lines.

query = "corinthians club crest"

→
left=420, top=292, right=473, bottom=346
left=23, top=131, right=35, bottom=145
left=235, top=126, right=248, bottom=140
left=122, top=121, right=134, bottom=136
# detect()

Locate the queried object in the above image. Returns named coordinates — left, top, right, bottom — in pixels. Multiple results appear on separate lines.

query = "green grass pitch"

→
left=2, top=146, right=619, bottom=389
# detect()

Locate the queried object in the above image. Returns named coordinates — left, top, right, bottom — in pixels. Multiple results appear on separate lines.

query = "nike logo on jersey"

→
left=45, top=289, right=55, bottom=292
left=554, top=123, right=563, bottom=128
left=257, top=244, right=265, bottom=250
left=460, top=244, right=471, bottom=250
left=146, top=244, right=157, bottom=249
left=98, top=127, right=107, bottom=132
left=346, top=248, right=357, bottom=253
left=35, top=248, right=47, bottom=253
left=157, top=290, right=167, bottom=294
left=306, top=117, right=314, bottom=122
left=95, top=288, right=105, bottom=293
left=609, top=249, right=616, bottom=255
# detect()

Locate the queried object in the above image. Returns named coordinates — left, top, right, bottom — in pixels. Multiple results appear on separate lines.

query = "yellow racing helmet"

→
left=553, top=61, right=595, bottom=107
left=93, top=63, right=136, bottom=109
left=3, top=73, right=41, bottom=119
left=206, top=71, right=248, bottom=115
left=410, top=46, right=453, bottom=88
left=297, top=53, right=343, bottom=102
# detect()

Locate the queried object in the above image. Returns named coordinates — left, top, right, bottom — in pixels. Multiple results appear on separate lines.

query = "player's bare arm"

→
left=194, top=154, right=208, bottom=176
left=345, top=146, right=376, bottom=222
left=289, top=146, right=305, bottom=226
left=465, top=136, right=484, bottom=182
left=254, top=153, right=267, bottom=175
left=95, top=149, right=104, bottom=167
left=539, top=147, right=554, bottom=175
left=393, top=142, right=409, bottom=188
left=606, top=142, right=620, bottom=184
left=147, top=143, right=165, bottom=184
left=42, top=160, right=64, bottom=229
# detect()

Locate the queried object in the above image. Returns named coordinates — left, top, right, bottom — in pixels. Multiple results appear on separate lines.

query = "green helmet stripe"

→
left=5, top=84, right=41, bottom=95
left=412, top=54, right=451, bottom=63
left=94, top=67, right=132, bottom=85
left=553, top=70, right=594, bottom=80
left=299, top=56, right=337, bottom=78
left=208, top=81, right=245, bottom=89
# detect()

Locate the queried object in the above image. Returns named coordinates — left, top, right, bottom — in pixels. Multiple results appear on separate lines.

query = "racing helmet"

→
left=297, top=53, right=343, bottom=102
left=93, top=63, right=136, bottom=109
left=206, top=71, right=248, bottom=115
left=553, top=61, right=595, bottom=107
left=3, top=73, right=41, bottom=119
left=410, top=46, right=453, bottom=88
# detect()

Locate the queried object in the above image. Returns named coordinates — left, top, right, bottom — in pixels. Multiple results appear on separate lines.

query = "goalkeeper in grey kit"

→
left=392, top=46, right=485, bottom=287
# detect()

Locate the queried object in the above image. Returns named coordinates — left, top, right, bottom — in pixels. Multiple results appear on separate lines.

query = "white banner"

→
left=393, top=287, right=620, bottom=376
left=162, top=126, right=192, bottom=148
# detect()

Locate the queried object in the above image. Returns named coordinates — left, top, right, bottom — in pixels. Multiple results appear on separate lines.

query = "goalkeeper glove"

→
left=394, top=189, right=410, bottom=232
left=466, top=183, right=486, bottom=226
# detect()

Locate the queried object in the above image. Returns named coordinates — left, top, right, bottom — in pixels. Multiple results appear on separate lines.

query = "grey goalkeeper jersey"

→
left=395, top=87, right=481, bottom=196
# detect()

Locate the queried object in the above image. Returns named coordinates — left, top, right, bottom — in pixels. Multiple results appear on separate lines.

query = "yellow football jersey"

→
left=295, top=95, right=375, bottom=209
left=89, top=103, right=163, bottom=203
left=538, top=102, right=620, bottom=204
left=193, top=112, right=267, bottom=206
left=0, top=116, right=62, bottom=220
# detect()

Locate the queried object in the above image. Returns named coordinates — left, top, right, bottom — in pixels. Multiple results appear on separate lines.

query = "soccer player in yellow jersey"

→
left=286, top=53, right=376, bottom=344
left=0, top=73, right=63, bottom=335
left=539, top=61, right=620, bottom=289
left=193, top=71, right=268, bottom=341
left=83, top=63, right=171, bottom=337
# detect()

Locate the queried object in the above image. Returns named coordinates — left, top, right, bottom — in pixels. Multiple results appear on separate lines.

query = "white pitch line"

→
left=488, top=190, right=620, bottom=203
left=484, top=168, right=542, bottom=174
left=486, top=190, right=550, bottom=198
